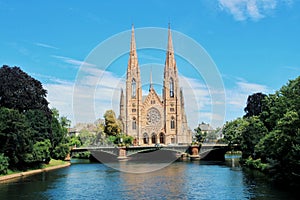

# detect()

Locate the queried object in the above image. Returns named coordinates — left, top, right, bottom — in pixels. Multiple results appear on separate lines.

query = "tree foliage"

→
left=223, top=76, right=300, bottom=184
left=244, top=92, right=267, bottom=117
left=0, top=107, right=33, bottom=168
left=0, top=153, right=9, bottom=175
left=32, top=139, right=51, bottom=164
left=0, top=65, right=71, bottom=171
left=0, top=65, right=50, bottom=115
left=78, top=129, right=96, bottom=146
left=51, top=143, right=70, bottom=160
left=193, top=126, right=206, bottom=143
left=104, top=110, right=121, bottom=136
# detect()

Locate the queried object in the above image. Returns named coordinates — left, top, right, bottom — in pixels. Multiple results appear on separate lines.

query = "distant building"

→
left=118, top=25, right=192, bottom=145
left=68, top=119, right=105, bottom=137
left=67, top=127, right=78, bottom=137
left=198, top=122, right=215, bottom=134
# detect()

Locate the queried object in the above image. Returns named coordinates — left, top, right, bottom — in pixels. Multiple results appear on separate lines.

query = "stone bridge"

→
left=71, top=143, right=236, bottom=162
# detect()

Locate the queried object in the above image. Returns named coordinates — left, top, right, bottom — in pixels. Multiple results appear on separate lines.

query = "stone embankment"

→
left=0, top=162, right=71, bottom=182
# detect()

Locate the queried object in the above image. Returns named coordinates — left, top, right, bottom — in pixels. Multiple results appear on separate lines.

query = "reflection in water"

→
left=0, top=158, right=299, bottom=200
left=120, top=162, right=186, bottom=199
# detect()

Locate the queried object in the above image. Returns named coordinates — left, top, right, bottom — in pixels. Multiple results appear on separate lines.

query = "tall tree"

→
left=25, top=109, right=52, bottom=142
left=244, top=92, right=267, bottom=117
left=0, top=65, right=50, bottom=116
left=104, top=110, right=121, bottom=136
left=223, top=118, right=245, bottom=145
left=240, top=116, right=267, bottom=159
left=0, top=107, right=33, bottom=168
left=193, top=126, right=206, bottom=143
left=50, top=108, right=70, bottom=159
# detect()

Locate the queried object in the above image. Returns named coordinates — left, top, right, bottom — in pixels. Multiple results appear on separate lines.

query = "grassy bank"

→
left=0, top=159, right=70, bottom=182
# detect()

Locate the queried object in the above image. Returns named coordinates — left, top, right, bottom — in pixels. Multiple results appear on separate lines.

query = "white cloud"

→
left=52, top=55, right=96, bottom=68
left=44, top=79, right=74, bottom=121
left=44, top=65, right=271, bottom=129
left=179, top=75, right=227, bottom=128
left=236, top=81, right=269, bottom=93
left=44, top=66, right=124, bottom=126
left=218, top=0, right=291, bottom=21
left=226, top=80, right=270, bottom=111
left=35, top=42, right=59, bottom=50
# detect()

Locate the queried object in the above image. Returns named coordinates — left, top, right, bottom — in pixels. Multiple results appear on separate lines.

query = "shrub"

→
left=0, top=153, right=9, bottom=175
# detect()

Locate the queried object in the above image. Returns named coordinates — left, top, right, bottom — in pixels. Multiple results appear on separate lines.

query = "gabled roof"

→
left=141, top=88, right=163, bottom=110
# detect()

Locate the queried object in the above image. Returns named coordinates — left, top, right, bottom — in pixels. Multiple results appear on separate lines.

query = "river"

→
left=0, top=156, right=298, bottom=200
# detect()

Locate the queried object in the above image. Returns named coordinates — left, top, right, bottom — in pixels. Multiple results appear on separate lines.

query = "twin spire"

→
left=128, top=24, right=176, bottom=85
left=130, top=24, right=174, bottom=51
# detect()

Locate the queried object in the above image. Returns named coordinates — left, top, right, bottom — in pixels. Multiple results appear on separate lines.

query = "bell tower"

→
left=125, top=25, right=142, bottom=143
left=163, top=24, right=182, bottom=144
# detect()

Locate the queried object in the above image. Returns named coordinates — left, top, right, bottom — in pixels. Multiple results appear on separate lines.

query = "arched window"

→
left=132, top=117, right=136, bottom=130
left=159, top=132, right=165, bottom=144
left=170, top=77, right=174, bottom=98
left=143, top=133, right=149, bottom=144
left=171, top=116, right=175, bottom=129
left=132, top=78, right=136, bottom=98
left=151, top=133, right=156, bottom=144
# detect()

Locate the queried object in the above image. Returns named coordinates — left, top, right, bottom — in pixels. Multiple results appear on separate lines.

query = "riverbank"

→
left=0, top=161, right=71, bottom=182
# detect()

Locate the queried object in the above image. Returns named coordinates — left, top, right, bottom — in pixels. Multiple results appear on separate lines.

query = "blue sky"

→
left=0, top=0, right=299, bottom=128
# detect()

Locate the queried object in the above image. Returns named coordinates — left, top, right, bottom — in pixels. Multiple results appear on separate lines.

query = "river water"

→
left=0, top=157, right=298, bottom=200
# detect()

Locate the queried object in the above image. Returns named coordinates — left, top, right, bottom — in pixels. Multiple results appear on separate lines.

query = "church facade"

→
left=119, top=25, right=191, bottom=146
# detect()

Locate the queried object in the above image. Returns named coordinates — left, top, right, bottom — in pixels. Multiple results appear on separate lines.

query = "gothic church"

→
left=119, top=25, right=191, bottom=145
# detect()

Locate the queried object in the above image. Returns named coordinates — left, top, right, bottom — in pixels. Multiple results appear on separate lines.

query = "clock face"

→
left=146, top=108, right=161, bottom=125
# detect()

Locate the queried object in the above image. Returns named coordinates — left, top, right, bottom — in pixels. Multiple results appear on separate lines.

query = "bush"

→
left=51, top=143, right=70, bottom=160
left=0, top=153, right=9, bottom=175
left=245, top=157, right=270, bottom=172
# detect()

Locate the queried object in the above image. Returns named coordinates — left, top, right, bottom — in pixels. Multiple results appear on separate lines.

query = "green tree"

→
left=255, top=111, right=300, bottom=175
left=32, top=139, right=51, bottom=164
left=240, top=116, right=267, bottom=159
left=69, top=136, right=82, bottom=147
left=0, top=65, right=51, bottom=116
left=25, top=109, right=51, bottom=142
left=52, top=143, right=69, bottom=160
left=50, top=109, right=70, bottom=159
left=244, top=92, right=267, bottom=118
left=194, top=126, right=206, bottom=143
left=0, top=107, right=34, bottom=168
left=78, top=129, right=96, bottom=146
left=222, top=118, right=245, bottom=145
left=0, top=153, right=9, bottom=175
left=104, top=110, right=121, bottom=136
left=245, top=76, right=300, bottom=183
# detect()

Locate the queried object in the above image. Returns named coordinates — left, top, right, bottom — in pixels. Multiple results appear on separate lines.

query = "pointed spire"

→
left=119, top=88, right=124, bottom=114
left=149, top=67, right=153, bottom=91
left=165, top=23, right=176, bottom=69
left=130, top=24, right=137, bottom=55
left=167, top=23, right=174, bottom=53
left=119, top=88, right=125, bottom=131
left=128, top=24, right=138, bottom=70
left=120, top=88, right=124, bottom=104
